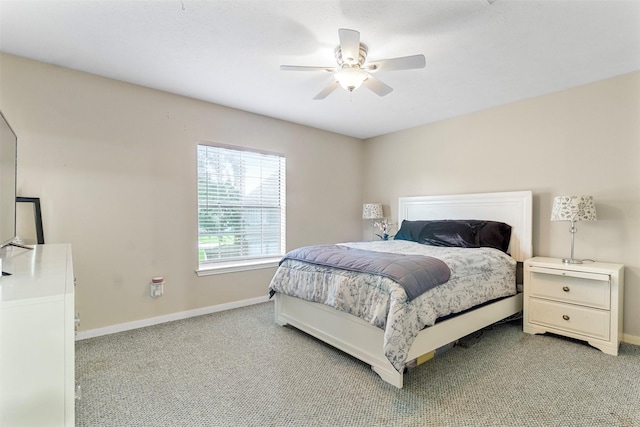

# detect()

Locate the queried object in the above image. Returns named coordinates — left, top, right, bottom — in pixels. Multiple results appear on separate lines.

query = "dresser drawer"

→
left=528, top=298, right=610, bottom=340
left=529, top=267, right=610, bottom=309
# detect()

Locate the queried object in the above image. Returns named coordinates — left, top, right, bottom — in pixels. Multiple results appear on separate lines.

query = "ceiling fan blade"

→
left=365, top=54, right=426, bottom=72
left=363, top=75, right=393, bottom=97
left=313, top=80, right=340, bottom=100
left=280, top=65, right=334, bottom=72
left=338, top=28, right=361, bottom=65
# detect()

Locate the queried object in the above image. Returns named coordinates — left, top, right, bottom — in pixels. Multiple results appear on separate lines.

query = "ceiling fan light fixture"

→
left=335, top=66, right=368, bottom=92
left=280, top=28, right=425, bottom=99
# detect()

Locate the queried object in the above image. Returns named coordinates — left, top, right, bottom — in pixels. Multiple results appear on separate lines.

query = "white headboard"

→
left=398, top=191, right=533, bottom=262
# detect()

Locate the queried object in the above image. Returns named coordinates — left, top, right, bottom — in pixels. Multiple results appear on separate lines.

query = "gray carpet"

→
left=75, top=302, right=640, bottom=427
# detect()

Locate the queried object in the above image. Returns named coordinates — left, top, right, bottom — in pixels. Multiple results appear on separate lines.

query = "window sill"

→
left=196, top=257, right=280, bottom=276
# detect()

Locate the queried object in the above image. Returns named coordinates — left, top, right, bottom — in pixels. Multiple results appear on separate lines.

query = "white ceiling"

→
left=1, top=0, right=639, bottom=139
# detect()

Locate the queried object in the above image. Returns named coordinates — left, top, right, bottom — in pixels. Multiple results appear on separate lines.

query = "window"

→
left=197, top=143, right=286, bottom=274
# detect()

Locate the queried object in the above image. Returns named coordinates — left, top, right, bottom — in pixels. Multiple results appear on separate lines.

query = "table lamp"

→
left=551, top=195, right=597, bottom=264
left=362, top=203, right=383, bottom=240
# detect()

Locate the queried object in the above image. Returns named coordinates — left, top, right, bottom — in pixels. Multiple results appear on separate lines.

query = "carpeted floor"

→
left=75, top=301, right=640, bottom=427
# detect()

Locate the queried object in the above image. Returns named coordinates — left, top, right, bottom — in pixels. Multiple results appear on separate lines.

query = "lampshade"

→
left=551, top=196, right=597, bottom=222
left=362, top=203, right=383, bottom=220
left=336, top=67, right=368, bottom=92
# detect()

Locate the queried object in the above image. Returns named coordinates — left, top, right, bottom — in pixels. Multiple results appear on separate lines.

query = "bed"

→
left=270, top=191, right=532, bottom=388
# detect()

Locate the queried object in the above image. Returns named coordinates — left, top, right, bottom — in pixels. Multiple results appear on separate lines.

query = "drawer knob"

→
left=562, top=314, right=570, bottom=321
left=562, top=286, right=570, bottom=292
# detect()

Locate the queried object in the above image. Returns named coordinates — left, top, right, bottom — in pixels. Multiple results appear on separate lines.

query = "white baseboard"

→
left=75, top=295, right=271, bottom=341
left=623, top=333, right=640, bottom=346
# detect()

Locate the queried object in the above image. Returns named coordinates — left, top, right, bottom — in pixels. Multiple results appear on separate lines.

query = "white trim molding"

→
left=196, top=258, right=279, bottom=276
left=75, top=295, right=271, bottom=340
left=623, top=333, right=640, bottom=346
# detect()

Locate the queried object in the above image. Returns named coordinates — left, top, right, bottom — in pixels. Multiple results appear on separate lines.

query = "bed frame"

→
left=274, top=190, right=533, bottom=388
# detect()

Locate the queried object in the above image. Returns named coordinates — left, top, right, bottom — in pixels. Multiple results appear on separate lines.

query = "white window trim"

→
left=196, top=141, right=285, bottom=273
left=195, top=257, right=280, bottom=276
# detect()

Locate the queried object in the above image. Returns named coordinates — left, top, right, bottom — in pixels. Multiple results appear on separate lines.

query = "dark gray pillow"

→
left=394, top=219, right=512, bottom=252
left=418, top=220, right=479, bottom=248
left=475, top=220, right=512, bottom=252
left=394, top=220, right=429, bottom=242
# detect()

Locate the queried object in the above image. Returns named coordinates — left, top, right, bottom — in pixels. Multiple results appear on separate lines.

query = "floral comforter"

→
left=268, top=240, right=517, bottom=372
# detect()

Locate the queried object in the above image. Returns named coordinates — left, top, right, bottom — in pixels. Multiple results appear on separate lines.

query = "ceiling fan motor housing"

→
left=335, top=43, right=368, bottom=67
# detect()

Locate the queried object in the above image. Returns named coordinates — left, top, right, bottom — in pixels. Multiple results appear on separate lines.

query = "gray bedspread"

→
left=270, top=241, right=517, bottom=372
left=281, top=244, right=451, bottom=301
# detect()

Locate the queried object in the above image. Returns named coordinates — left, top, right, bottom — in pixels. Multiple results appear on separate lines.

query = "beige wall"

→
left=363, top=72, right=640, bottom=339
left=2, top=52, right=638, bottom=341
left=0, top=53, right=364, bottom=331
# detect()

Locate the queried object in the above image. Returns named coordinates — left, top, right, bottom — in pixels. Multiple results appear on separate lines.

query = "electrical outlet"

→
left=150, top=282, right=163, bottom=298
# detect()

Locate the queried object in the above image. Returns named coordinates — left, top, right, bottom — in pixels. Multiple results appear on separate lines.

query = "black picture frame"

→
left=16, top=196, right=44, bottom=244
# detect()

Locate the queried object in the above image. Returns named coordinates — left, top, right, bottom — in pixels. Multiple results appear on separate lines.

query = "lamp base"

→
left=562, top=258, right=583, bottom=264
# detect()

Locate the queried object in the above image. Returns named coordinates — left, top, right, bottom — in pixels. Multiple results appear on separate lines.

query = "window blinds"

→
left=197, top=144, right=286, bottom=264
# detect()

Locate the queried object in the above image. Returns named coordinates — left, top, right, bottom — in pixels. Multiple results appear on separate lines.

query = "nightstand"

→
left=523, top=257, right=624, bottom=355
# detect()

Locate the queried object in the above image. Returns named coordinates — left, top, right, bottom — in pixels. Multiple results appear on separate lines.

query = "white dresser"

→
left=0, top=244, right=75, bottom=427
left=523, top=257, right=624, bottom=355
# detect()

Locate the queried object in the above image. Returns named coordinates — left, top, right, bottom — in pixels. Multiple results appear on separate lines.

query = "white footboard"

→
left=275, top=293, right=404, bottom=387
left=275, top=292, right=523, bottom=388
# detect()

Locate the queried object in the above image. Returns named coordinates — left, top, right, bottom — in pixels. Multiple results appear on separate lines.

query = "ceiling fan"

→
left=280, top=28, right=426, bottom=100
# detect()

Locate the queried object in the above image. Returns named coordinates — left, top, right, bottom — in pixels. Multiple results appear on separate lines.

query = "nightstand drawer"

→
left=528, top=298, right=610, bottom=340
left=529, top=268, right=610, bottom=309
